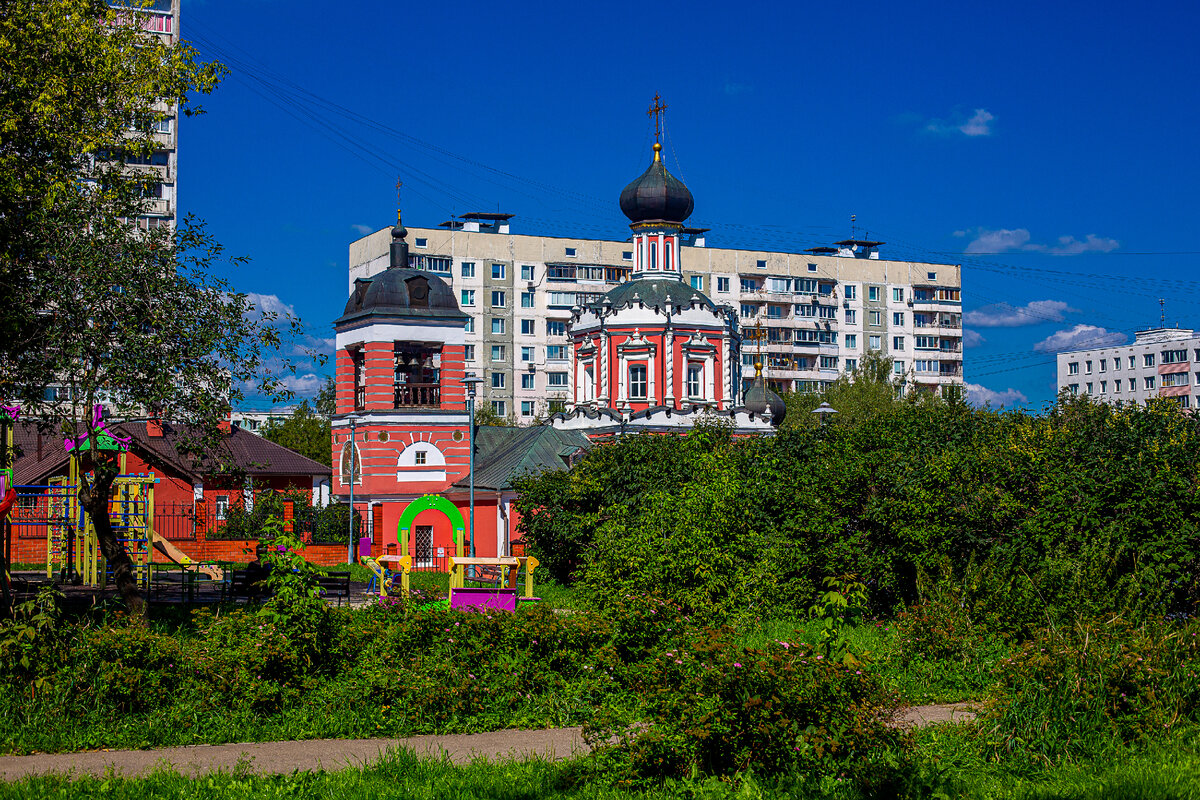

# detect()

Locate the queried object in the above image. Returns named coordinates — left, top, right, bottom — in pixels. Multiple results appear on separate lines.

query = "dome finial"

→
left=653, top=142, right=662, bottom=162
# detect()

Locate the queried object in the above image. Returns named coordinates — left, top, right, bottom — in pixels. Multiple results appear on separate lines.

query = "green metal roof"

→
left=454, top=426, right=590, bottom=491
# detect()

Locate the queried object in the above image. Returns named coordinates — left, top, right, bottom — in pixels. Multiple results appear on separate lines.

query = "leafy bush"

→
left=981, top=616, right=1200, bottom=766
left=589, top=626, right=908, bottom=791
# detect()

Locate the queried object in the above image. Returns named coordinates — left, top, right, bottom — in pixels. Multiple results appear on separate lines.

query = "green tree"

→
left=314, top=375, right=336, bottom=418
left=263, top=401, right=332, bottom=467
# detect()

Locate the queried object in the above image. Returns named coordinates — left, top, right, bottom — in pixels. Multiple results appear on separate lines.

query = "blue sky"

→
left=179, top=0, right=1200, bottom=410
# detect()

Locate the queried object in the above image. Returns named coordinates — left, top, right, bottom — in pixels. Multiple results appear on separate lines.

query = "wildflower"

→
left=734, top=662, right=742, bottom=667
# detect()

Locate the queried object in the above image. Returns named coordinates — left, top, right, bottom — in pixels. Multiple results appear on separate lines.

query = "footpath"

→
left=0, top=704, right=978, bottom=781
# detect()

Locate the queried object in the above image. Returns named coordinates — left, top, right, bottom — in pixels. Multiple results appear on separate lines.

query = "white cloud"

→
left=1033, top=324, right=1128, bottom=353
left=279, top=373, right=325, bottom=397
left=350, top=223, right=373, bottom=236
left=963, top=329, right=986, bottom=348
left=965, top=383, right=1027, bottom=408
left=964, top=300, right=1077, bottom=328
left=921, top=107, right=996, bottom=137
left=245, top=292, right=296, bottom=319
left=960, top=227, right=1120, bottom=256
left=959, top=108, right=994, bottom=136
left=291, top=335, right=335, bottom=358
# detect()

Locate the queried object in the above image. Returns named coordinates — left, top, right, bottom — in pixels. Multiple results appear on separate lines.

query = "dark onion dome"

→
left=591, top=276, right=717, bottom=315
left=619, top=143, right=694, bottom=224
left=743, top=375, right=787, bottom=426
left=336, top=267, right=466, bottom=325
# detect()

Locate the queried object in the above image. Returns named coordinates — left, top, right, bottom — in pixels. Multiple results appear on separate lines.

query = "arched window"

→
left=339, top=441, right=361, bottom=485
left=687, top=363, right=703, bottom=399
left=397, top=442, right=447, bottom=482
left=650, top=242, right=657, bottom=270
left=664, top=242, right=673, bottom=271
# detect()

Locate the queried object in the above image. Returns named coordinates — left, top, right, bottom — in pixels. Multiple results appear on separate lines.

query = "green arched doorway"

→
left=395, top=494, right=466, bottom=595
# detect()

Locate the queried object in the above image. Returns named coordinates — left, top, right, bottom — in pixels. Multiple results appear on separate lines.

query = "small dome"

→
left=336, top=267, right=466, bottom=325
left=744, top=377, right=786, bottom=426
left=619, top=144, right=694, bottom=224
left=593, top=276, right=718, bottom=314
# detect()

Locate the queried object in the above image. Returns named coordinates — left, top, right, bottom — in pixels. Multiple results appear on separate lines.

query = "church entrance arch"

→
left=395, top=494, right=465, bottom=595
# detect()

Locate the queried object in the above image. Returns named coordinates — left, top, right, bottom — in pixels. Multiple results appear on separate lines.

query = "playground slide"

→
left=149, top=531, right=224, bottom=581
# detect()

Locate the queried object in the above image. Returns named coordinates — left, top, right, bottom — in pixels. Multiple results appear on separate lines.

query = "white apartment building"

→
left=348, top=214, right=964, bottom=420
left=1057, top=327, right=1200, bottom=408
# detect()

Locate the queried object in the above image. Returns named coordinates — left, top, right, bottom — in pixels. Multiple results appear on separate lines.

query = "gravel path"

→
left=0, top=703, right=980, bottom=781
left=0, top=727, right=588, bottom=780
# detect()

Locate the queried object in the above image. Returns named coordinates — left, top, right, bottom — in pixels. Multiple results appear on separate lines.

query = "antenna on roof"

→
left=850, top=214, right=857, bottom=240
left=1160, top=298, right=1166, bottom=327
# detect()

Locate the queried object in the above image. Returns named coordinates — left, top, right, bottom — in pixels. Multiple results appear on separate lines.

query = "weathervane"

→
left=647, top=93, right=668, bottom=145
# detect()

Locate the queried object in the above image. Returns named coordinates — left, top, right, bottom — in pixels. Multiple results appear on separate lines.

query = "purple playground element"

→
left=450, top=587, right=518, bottom=613
left=64, top=404, right=132, bottom=453
left=358, top=537, right=371, bottom=559
left=1, top=404, right=19, bottom=421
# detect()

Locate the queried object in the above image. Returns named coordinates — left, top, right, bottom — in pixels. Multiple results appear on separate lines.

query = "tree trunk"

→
left=80, top=472, right=145, bottom=617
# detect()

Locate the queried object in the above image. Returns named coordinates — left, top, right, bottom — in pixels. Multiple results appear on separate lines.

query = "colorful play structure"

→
left=8, top=405, right=222, bottom=588
left=360, top=493, right=537, bottom=611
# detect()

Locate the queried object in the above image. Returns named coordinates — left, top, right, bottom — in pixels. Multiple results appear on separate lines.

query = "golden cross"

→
left=647, top=93, right=668, bottom=144
left=395, top=176, right=403, bottom=205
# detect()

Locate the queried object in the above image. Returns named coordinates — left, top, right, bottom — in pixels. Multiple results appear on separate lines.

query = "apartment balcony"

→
left=142, top=198, right=172, bottom=217
left=939, top=343, right=963, bottom=354
left=761, top=315, right=792, bottom=326
left=938, top=366, right=963, bottom=378
left=126, top=163, right=171, bottom=181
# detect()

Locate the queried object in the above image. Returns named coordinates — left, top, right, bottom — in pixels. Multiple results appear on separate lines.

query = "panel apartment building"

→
left=348, top=214, right=964, bottom=420
left=1056, top=327, right=1200, bottom=408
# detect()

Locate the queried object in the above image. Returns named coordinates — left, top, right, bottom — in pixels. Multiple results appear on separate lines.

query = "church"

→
left=331, top=122, right=783, bottom=561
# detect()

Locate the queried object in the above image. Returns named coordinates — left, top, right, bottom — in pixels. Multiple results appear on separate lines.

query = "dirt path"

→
left=0, top=727, right=588, bottom=780
left=0, top=703, right=979, bottom=781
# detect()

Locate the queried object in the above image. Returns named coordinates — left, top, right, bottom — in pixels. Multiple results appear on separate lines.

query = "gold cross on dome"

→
left=647, top=93, right=668, bottom=144
left=395, top=177, right=403, bottom=205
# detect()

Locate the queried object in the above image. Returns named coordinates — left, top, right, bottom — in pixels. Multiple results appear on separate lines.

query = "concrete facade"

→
left=348, top=221, right=965, bottom=417
left=1056, top=327, right=1200, bottom=408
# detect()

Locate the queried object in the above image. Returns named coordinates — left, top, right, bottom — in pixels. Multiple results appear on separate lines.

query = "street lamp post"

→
left=346, top=414, right=360, bottom=564
left=461, top=374, right=484, bottom=570
left=812, top=401, right=838, bottom=427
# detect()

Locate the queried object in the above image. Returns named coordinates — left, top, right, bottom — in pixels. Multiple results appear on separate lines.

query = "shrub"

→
left=590, top=627, right=908, bottom=791
left=981, top=616, right=1200, bottom=766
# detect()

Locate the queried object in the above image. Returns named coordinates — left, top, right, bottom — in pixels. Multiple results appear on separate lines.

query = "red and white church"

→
left=331, top=133, right=783, bottom=562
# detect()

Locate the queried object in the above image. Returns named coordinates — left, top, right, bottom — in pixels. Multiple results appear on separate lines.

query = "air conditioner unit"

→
left=527, top=282, right=535, bottom=292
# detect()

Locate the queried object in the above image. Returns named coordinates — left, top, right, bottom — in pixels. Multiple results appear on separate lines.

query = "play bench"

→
left=448, top=556, right=539, bottom=612
left=316, top=571, right=352, bottom=606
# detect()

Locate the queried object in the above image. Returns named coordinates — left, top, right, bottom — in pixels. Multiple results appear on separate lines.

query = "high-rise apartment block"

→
left=1056, top=328, right=1200, bottom=408
left=108, top=0, right=180, bottom=231
left=348, top=217, right=963, bottom=419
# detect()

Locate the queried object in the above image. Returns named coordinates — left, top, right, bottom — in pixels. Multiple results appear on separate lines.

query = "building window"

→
left=491, top=400, right=506, bottom=416
left=845, top=309, right=857, bottom=324
left=1163, top=349, right=1188, bottom=364
left=547, top=320, right=566, bottom=337
left=717, top=277, right=730, bottom=293
left=868, top=335, right=881, bottom=351
left=844, top=285, right=857, bottom=300
left=491, top=291, right=506, bottom=307
left=690, top=275, right=704, bottom=291
left=622, top=250, right=633, bottom=261
left=740, top=304, right=757, bottom=318
left=547, top=345, right=568, bottom=361
left=414, top=451, right=427, bottom=465
left=1114, top=379, right=1122, bottom=391
left=808, top=263, right=818, bottom=272
left=845, top=334, right=857, bottom=348
left=491, top=263, right=506, bottom=280
left=521, top=373, right=535, bottom=389
left=893, top=288, right=905, bottom=302
left=1145, top=376, right=1155, bottom=389
left=1100, top=381, right=1107, bottom=392
left=845, top=358, right=858, bottom=371
left=491, top=318, right=505, bottom=334
left=1099, top=359, right=1107, bottom=372
left=893, top=360, right=905, bottom=375
left=461, top=261, right=476, bottom=278
left=520, top=319, right=535, bottom=335
left=520, top=292, right=534, bottom=309
left=868, top=286, right=880, bottom=302
left=414, top=238, right=427, bottom=248
left=215, top=495, right=229, bottom=521
left=1068, top=362, right=1079, bottom=375
left=461, top=290, right=475, bottom=306
left=548, top=372, right=568, bottom=387
left=464, top=345, right=475, bottom=361
left=1144, top=354, right=1156, bottom=367
left=521, top=401, right=534, bottom=417
left=821, top=356, right=839, bottom=369
left=1069, top=383, right=1079, bottom=394
left=492, top=372, right=506, bottom=389
left=893, top=336, right=905, bottom=350
left=565, top=247, right=576, bottom=257
left=629, top=364, right=648, bottom=399
left=687, top=363, right=703, bottom=398
left=893, top=312, right=905, bottom=326
left=756, top=259, right=767, bottom=269
left=491, top=345, right=505, bottom=361
left=1129, top=356, right=1136, bottom=369
left=927, top=271, right=937, bottom=280
left=767, top=304, right=785, bottom=319
left=869, top=310, right=882, bottom=326
left=1085, top=360, right=1092, bottom=373
left=521, top=346, right=534, bottom=362
left=1163, top=372, right=1189, bottom=387
left=521, top=265, right=535, bottom=281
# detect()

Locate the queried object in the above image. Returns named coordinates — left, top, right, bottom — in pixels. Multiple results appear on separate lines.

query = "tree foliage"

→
left=263, top=401, right=331, bottom=467
left=514, top=393, right=1200, bottom=632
